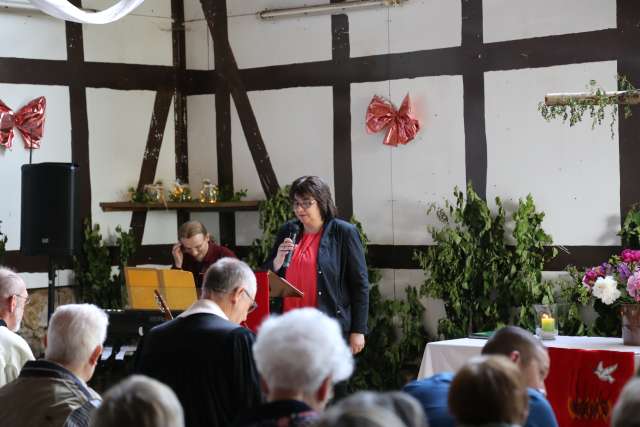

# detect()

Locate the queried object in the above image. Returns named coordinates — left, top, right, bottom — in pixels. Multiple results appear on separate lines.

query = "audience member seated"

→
left=0, top=267, right=34, bottom=386
left=611, top=377, right=640, bottom=427
left=449, top=355, right=529, bottom=427
left=235, top=307, right=354, bottom=427
left=0, top=304, right=107, bottom=427
left=90, top=375, right=184, bottom=427
left=315, top=391, right=428, bottom=427
left=403, top=326, right=558, bottom=427
left=136, top=257, right=262, bottom=427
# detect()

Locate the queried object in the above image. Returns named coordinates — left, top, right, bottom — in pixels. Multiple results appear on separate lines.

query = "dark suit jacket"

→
left=266, top=218, right=369, bottom=334
left=135, top=312, right=262, bottom=427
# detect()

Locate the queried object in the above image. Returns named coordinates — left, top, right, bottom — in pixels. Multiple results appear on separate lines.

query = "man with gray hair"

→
left=236, top=308, right=354, bottom=427
left=136, top=257, right=262, bottom=427
left=0, top=267, right=34, bottom=386
left=0, top=303, right=108, bottom=427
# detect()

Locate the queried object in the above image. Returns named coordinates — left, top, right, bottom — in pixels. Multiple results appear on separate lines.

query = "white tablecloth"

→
left=418, top=336, right=640, bottom=379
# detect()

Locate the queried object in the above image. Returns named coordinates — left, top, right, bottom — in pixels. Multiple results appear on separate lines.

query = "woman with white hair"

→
left=235, top=308, right=354, bottom=427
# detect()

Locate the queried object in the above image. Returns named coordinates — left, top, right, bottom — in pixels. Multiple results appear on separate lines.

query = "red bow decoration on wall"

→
left=0, top=96, right=46, bottom=149
left=365, top=94, right=420, bottom=147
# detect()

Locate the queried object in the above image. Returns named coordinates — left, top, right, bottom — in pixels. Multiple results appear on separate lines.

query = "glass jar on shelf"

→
left=199, top=179, right=218, bottom=204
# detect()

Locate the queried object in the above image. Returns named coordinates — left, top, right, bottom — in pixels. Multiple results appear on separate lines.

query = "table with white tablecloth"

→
left=418, top=335, right=640, bottom=379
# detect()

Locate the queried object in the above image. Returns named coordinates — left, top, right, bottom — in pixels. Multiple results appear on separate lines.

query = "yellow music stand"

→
left=125, top=267, right=197, bottom=311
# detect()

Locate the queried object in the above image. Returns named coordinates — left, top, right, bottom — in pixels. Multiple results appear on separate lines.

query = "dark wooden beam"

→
left=65, top=7, right=91, bottom=223
left=129, top=91, right=174, bottom=245
left=171, top=0, right=190, bottom=227
left=211, top=0, right=236, bottom=247
left=5, top=244, right=620, bottom=273
left=331, top=10, right=353, bottom=219
left=617, top=0, right=640, bottom=221
left=461, top=0, right=487, bottom=199
left=200, top=0, right=280, bottom=198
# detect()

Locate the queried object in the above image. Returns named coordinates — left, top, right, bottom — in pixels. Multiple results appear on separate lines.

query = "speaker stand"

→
left=47, top=257, right=56, bottom=322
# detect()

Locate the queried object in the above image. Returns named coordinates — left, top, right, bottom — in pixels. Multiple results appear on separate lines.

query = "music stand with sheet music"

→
left=124, top=267, right=197, bottom=311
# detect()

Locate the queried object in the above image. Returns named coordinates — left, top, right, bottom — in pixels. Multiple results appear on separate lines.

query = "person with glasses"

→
left=172, top=220, right=236, bottom=289
left=0, top=267, right=34, bottom=387
left=136, top=258, right=263, bottom=427
left=266, top=176, right=369, bottom=355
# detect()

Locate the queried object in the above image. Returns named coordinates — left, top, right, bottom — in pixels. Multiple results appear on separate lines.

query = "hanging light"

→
left=259, top=0, right=408, bottom=20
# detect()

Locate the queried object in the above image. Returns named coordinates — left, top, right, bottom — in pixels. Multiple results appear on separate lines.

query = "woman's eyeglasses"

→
left=292, top=199, right=316, bottom=210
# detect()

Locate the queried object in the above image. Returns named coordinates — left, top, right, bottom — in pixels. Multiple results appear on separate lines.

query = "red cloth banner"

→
left=243, top=271, right=270, bottom=333
left=365, top=94, right=420, bottom=147
left=0, top=97, right=46, bottom=149
left=545, top=347, right=634, bottom=427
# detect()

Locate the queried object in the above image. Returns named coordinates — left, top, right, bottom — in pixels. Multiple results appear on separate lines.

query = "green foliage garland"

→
left=538, top=75, right=635, bottom=139
left=415, top=183, right=556, bottom=338
left=216, top=185, right=248, bottom=202
left=74, top=221, right=136, bottom=309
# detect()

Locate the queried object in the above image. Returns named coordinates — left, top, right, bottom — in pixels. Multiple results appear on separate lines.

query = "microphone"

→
left=282, top=224, right=300, bottom=268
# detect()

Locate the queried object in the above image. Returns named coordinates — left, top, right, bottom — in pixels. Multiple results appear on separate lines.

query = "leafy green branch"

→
left=74, top=221, right=136, bottom=309
left=415, top=183, right=556, bottom=339
left=538, top=75, right=636, bottom=139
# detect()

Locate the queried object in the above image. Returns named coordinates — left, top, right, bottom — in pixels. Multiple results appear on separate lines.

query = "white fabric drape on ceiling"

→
left=28, top=0, right=145, bottom=24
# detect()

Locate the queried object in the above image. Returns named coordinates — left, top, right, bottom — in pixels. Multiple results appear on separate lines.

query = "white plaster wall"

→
left=350, top=0, right=461, bottom=58
left=227, top=13, right=331, bottom=69
left=231, top=86, right=334, bottom=245
left=351, top=76, right=466, bottom=245
left=485, top=61, right=620, bottom=245
left=0, top=8, right=67, bottom=60
left=483, top=0, right=616, bottom=43
left=87, top=88, right=176, bottom=245
left=0, top=84, right=72, bottom=251
left=20, top=270, right=74, bottom=289
left=82, top=0, right=173, bottom=65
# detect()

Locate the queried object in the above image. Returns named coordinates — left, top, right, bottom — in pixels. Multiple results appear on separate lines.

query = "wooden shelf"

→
left=100, top=200, right=261, bottom=213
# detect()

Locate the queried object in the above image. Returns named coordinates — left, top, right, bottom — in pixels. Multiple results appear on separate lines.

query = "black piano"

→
left=90, top=309, right=176, bottom=392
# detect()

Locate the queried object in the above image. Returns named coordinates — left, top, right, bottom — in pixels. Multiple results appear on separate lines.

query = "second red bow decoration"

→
left=365, top=94, right=420, bottom=147
left=0, top=96, right=47, bottom=150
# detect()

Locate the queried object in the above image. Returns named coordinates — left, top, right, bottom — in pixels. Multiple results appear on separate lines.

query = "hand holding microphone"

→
left=275, top=224, right=299, bottom=271
left=282, top=224, right=299, bottom=268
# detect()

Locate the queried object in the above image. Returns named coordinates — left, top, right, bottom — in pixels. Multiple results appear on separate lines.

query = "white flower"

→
left=592, top=276, right=621, bottom=305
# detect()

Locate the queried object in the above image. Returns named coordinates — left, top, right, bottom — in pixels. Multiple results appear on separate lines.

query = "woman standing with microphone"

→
left=266, top=176, right=369, bottom=354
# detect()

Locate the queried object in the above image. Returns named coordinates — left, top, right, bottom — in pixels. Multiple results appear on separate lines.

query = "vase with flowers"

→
left=579, top=249, right=640, bottom=344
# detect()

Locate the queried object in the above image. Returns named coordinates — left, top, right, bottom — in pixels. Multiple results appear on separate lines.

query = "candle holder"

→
left=534, top=304, right=558, bottom=340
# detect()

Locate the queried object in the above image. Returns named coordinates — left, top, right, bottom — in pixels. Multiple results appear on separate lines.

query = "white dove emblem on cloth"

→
left=594, top=361, right=618, bottom=383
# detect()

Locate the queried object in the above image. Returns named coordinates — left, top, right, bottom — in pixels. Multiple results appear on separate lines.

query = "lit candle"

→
left=541, top=313, right=555, bottom=332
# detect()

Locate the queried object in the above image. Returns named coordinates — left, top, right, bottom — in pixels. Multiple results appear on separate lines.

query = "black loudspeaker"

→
left=21, top=163, right=80, bottom=256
